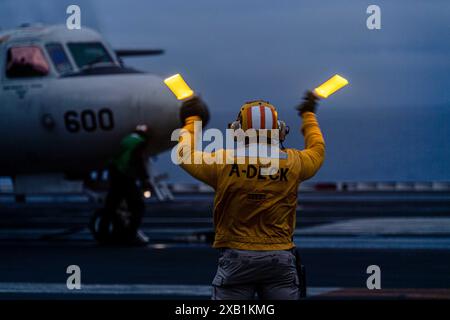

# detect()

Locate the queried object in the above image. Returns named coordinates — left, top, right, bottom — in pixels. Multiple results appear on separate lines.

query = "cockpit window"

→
left=67, top=42, right=113, bottom=69
left=5, top=46, right=49, bottom=78
left=46, top=43, right=73, bottom=74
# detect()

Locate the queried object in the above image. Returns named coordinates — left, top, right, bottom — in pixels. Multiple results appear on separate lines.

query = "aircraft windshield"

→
left=6, top=46, right=49, bottom=78
left=46, top=43, right=73, bottom=74
left=67, top=42, right=113, bottom=69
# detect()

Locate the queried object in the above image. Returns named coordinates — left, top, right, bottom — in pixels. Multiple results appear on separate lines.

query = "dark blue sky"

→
left=2, top=0, right=449, bottom=182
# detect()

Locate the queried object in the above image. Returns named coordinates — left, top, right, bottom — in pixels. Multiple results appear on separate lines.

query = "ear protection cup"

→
left=278, top=120, right=289, bottom=142
left=229, top=120, right=241, bottom=130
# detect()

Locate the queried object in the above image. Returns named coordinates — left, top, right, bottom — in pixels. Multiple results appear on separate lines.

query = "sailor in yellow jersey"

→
left=176, top=91, right=325, bottom=299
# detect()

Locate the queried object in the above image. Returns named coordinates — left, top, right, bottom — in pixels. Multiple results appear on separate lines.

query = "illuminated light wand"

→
left=164, top=73, right=195, bottom=101
left=313, top=74, right=349, bottom=99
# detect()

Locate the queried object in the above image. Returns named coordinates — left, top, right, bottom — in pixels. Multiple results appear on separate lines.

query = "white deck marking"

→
left=294, top=236, right=450, bottom=250
left=298, top=218, right=450, bottom=236
left=0, top=283, right=338, bottom=297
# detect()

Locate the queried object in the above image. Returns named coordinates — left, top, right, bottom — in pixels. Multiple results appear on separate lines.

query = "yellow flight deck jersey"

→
left=178, top=112, right=325, bottom=250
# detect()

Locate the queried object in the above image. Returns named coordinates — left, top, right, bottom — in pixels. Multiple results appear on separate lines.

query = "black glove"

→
left=180, top=96, right=210, bottom=127
left=296, top=90, right=319, bottom=116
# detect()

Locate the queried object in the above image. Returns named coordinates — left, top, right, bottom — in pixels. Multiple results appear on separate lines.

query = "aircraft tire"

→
left=89, top=208, right=134, bottom=245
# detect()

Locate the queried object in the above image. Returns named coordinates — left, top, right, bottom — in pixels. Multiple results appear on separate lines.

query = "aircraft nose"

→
left=137, top=74, right=182, bottom=153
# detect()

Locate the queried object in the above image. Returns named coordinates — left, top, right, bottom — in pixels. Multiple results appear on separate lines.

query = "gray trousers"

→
left=212, top=248, right=300, bottom=300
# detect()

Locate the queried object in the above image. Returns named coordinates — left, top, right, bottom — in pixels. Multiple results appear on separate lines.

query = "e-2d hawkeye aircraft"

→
left=0, top=24, right=183, bottom=201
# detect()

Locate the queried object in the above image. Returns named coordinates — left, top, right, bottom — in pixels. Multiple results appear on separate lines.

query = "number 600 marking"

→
left=64, top=108, right=114, bottom=133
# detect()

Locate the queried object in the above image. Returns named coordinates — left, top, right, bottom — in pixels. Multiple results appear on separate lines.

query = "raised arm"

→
left=176, top=97, right=218, bottom=188
left=295, top=91, right=326, bottom=181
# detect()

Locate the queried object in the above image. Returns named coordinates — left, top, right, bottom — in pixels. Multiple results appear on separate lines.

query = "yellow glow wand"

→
left=314, top=74, right=349, bottom=99
left=164, top=74, right=194, bottom=100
